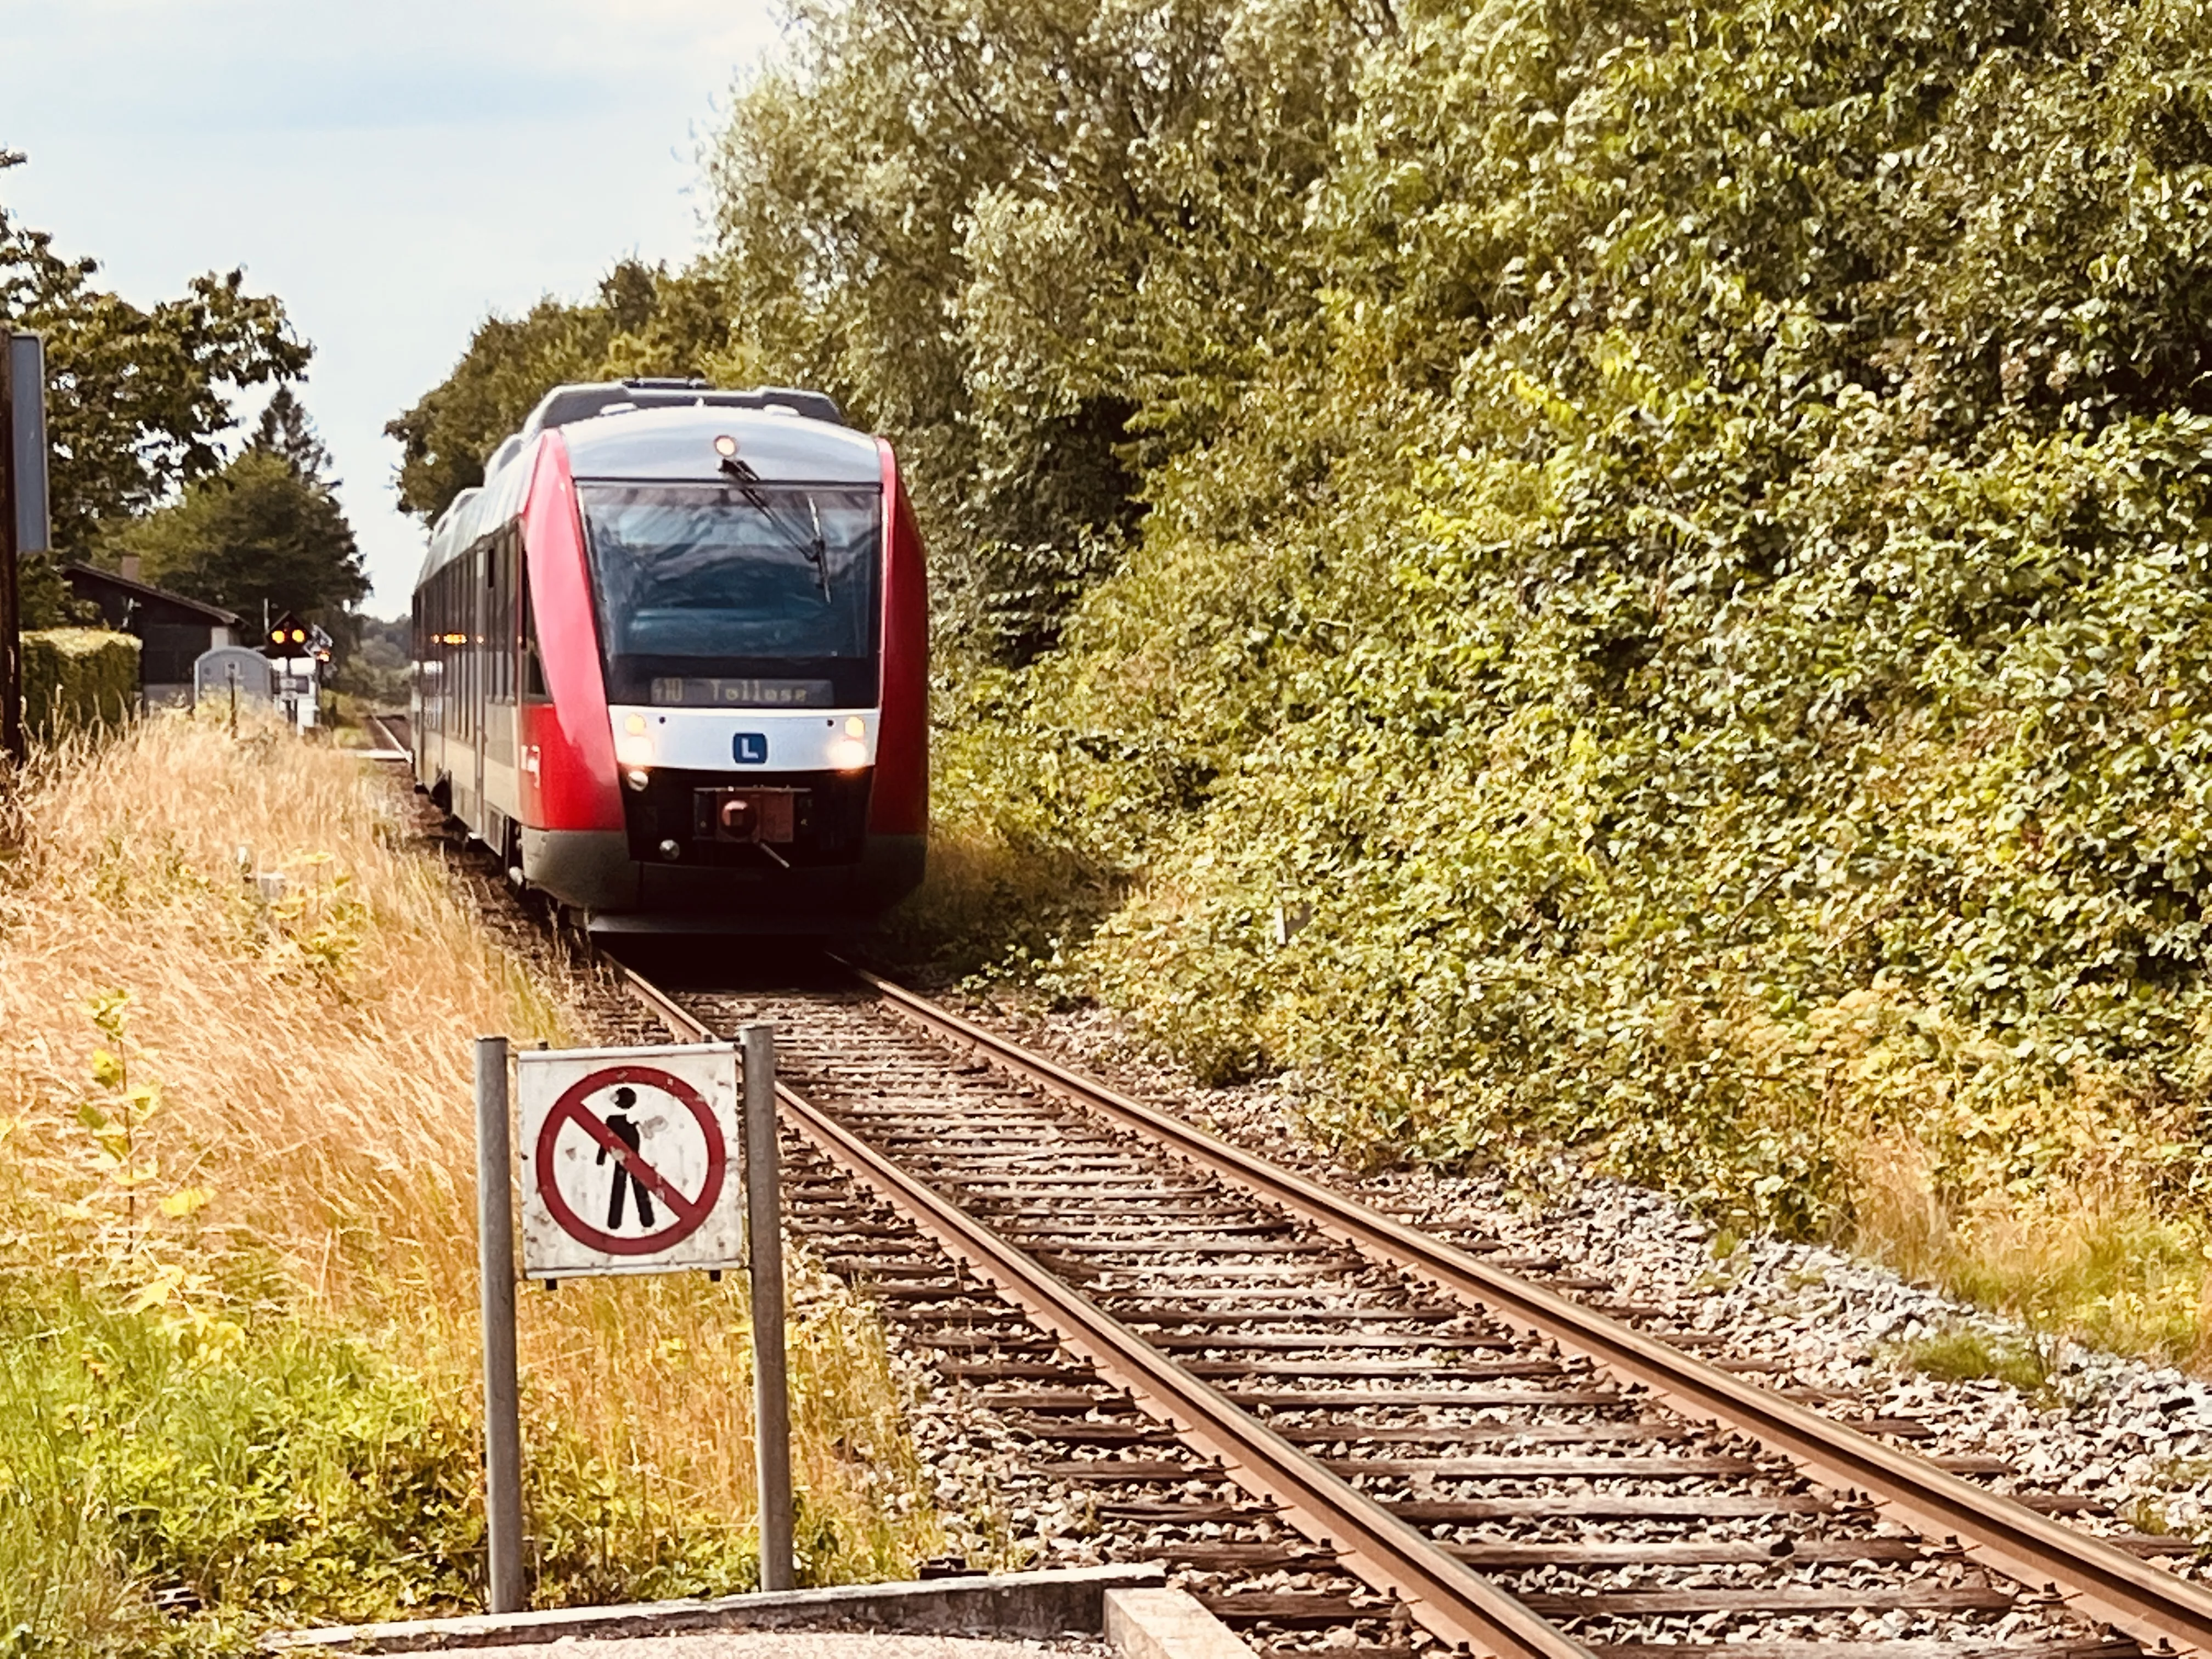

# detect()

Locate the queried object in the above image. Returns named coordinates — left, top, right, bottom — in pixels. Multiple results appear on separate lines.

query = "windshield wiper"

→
left=805, top=495, right=830, bottom=602
left=719, top=453, right=772, bottom=512
left=719, top=461, right=833, bottom=603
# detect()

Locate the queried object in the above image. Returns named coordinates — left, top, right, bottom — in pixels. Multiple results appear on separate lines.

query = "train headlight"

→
left=828, top=736, right=868, bottom=771
left=616, top=728, right=655, bottom=769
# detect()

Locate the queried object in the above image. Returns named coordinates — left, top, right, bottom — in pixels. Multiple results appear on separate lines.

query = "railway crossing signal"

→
left=261, top=610, right=331, bottom=730
left=263, top=611, right=329, bottom=659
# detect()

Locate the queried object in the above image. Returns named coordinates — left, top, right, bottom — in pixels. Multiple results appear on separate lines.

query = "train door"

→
left=472, top=540, right=488, bottom=822
left=482, top=526, right=521, bottom=860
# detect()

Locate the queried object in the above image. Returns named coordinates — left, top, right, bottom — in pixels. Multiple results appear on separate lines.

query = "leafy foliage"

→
left=846, top=0, right=2212, bottom=1342
left=383, top=261, right=748, bottom=524
left=0, top=1268, right=776, bottom=1656
left=387, top=0, right=2212, bottom=1345
left=707, top=0, right=1389, bottom=659
left=0, top=149, right=309, bottom=608
left=102, top=395, right=366, bottom=628
left=21, top=630, right=138, bottom=737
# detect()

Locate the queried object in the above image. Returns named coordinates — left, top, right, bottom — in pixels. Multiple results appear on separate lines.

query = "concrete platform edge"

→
left=263, top=1564, right=1167, bottom=1654
left=1104, top=1588, right=1257, bottom=1659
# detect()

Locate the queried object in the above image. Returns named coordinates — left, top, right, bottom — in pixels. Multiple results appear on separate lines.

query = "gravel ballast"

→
left=946, top=990, right=2212, bottom=1556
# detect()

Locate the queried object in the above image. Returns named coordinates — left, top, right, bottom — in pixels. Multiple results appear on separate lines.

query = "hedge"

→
left=24, top=628, right=139, bottom=736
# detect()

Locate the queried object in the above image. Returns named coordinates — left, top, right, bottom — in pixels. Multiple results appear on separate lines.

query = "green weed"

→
left=1900, top=1328, right=2053, bottom=1396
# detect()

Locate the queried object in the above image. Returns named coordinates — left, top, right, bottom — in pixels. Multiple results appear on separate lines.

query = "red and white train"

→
left=410, top=379, right=927, bottom=933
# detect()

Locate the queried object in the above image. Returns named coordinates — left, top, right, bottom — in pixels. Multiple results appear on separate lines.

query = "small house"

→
left=60, top=558, right=241, bottom=707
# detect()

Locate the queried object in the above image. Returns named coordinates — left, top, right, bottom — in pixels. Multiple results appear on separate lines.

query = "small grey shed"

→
left=193, top=646, right=274, bottom=708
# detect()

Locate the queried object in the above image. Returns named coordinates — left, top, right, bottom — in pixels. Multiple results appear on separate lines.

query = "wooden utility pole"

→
left=0, top=331, right=48, bottom=768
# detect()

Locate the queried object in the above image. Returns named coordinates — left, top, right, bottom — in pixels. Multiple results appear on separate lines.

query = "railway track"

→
left=603, top=956, right=2210, bottom=1659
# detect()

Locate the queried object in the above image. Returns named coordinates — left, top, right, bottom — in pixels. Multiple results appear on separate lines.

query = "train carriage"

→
left=410, top=379, right=927, bottom=932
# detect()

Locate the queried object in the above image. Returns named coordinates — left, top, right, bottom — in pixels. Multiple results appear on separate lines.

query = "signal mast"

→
left=261, top=610, right=330, bottom=731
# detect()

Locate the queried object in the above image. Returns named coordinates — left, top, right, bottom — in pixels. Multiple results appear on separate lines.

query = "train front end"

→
left=520, top=400, right=927, bottom=933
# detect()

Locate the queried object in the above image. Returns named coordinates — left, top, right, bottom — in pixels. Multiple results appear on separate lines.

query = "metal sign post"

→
left=479, top=1037, right=791, bottom=1605
left=474, top=1037, right=526, bottom=1614
left=0, top=331, right=49, bottom=768
left=742, top=1023, right=793, bottom=1590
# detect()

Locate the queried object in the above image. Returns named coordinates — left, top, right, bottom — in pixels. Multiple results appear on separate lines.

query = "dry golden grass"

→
left=1709, top=981, right=2212, bottom=1371
left=0, top=712, right=939, bottom=1617
left=1849, top=1131, right=2210, bottom=1369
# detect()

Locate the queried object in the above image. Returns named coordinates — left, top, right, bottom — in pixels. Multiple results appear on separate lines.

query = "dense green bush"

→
left=876, top=0, right=2212, bottom=1293
left=400, top=0, right=2212, bottom=1344
left=23, top=629, right=138, bottom=737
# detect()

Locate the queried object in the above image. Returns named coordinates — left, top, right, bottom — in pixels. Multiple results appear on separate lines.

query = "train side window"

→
left=520, top=545, right=551, bottom=702
left=464, top=546, right=483, bottom=741
left=449, top=558, right=466, bottom=740
left=437, top=563, right=453, bottom=735
left=441, top=563, right=456, bottom=741
left=428, top=568, right=444, bottom=735
left=426, top=570, right=439, bottom=736
left=487, top=532, right=505, bottom=703
left=495, top=527, right=518, bottom=703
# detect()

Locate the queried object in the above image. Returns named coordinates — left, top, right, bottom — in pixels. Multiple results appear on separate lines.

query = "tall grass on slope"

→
left=0, top=715, right=939, bottom=1654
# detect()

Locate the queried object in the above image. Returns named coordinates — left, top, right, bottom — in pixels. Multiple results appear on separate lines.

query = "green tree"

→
left=1, top=148, right=309, bottom=624
left=910, top=0, right=2212, bottom=1243
left=108, top=391, right=366, bottom=627
left=382, top=0, right=2212, bottom=1294
left=251, top=385, right=335, bottom=478
left=707, top=0, right=1387, bottom=662
left=394, top=0, right=1384, bottom=664
left=383, top=261, right=744, bottom=525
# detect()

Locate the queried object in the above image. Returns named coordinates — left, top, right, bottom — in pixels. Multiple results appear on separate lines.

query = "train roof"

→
left=415, top=382, right=876, bottom=588
left=520, top=379, right=842, bottom=438
left=564, top=404, right=881, bottom=486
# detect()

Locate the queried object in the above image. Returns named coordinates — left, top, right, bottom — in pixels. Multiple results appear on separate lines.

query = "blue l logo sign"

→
left=733, top=733, right=768, bottom=765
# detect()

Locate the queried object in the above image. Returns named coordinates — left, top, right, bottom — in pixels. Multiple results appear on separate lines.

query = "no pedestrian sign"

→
left=517, top=1043, right=743, bottom=1278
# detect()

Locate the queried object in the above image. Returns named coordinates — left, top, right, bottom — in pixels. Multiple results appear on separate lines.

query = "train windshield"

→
left=579, top=483, right=881, bottom=708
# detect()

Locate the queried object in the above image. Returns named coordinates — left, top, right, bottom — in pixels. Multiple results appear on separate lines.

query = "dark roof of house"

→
left=61, top=563, right=241, bottom=627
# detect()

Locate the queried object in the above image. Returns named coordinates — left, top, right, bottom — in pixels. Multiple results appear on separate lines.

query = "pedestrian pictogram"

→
left=597, top=1087, right=656, bottom=1229
left=516, top=1043, right=742, bottom=1277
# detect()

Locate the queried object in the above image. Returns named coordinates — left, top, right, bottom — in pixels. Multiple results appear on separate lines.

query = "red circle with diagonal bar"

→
left=536, top=1064, right=725, bottom=1256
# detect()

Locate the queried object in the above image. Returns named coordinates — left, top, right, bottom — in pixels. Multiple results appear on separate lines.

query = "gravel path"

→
left=945, top=990, right=2212, bottom=1555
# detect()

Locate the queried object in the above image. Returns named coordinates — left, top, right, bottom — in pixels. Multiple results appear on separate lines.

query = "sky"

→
left=0, top=0, right=785, bottom=612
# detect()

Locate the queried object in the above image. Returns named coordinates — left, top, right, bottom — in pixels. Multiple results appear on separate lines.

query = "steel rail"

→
left=618, top=966, right=1593, bottom=1659
left=847, top=964, right=2212, bottom=1659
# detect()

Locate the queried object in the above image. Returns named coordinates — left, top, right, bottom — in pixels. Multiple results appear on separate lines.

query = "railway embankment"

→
left=793, top=0, right=2212, bottom=1383
left=17, top=712, right=2205, bottom=1658
left=0, top=718, right=941, bottom=1655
